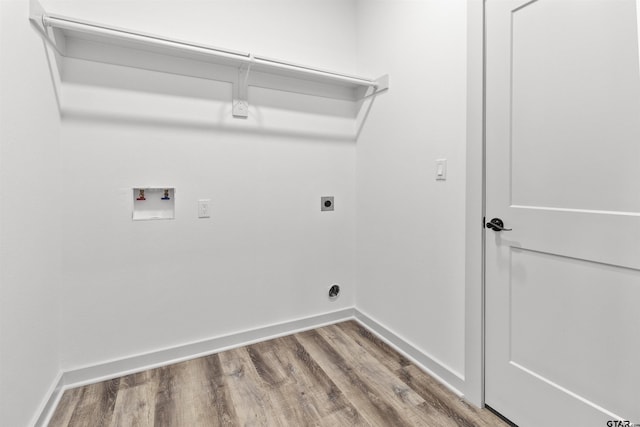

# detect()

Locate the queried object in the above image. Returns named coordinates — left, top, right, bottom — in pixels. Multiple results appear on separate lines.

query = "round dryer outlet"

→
left=328, top=284, right=340, bottom=299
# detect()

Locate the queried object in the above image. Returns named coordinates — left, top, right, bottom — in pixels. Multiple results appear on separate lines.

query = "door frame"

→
left=464, top=0, right=486, bottom=408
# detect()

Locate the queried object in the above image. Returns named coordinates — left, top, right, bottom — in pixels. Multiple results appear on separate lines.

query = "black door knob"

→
left=486, top=218, right=512, bottom=232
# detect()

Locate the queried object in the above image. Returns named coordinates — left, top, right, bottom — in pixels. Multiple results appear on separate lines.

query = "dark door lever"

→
left=486, top=218, right=512, bottom=232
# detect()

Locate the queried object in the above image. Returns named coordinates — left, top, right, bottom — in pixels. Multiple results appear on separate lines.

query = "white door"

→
left=485, top=1, right=640, bottom=426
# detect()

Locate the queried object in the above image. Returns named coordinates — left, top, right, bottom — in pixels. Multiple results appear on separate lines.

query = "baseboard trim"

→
left=32, top=371, right=64, bottom=427
left=62, top=307, right=356, bottom=389
left=37, top=307, right=467, bottom=424
left=354, top=309, right=465, bottom=396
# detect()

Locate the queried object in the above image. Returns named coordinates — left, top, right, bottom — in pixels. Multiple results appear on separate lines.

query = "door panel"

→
left=485, top=1, right=640, bottom=425
left=510, top=0, right=640, bottom=214
left=510, top=248, right=640, bottom=417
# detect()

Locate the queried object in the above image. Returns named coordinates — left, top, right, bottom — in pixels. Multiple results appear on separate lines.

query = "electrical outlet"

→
left=321, top=196, right=334, bottom=211
left=198, top=199, right=211, bottom=218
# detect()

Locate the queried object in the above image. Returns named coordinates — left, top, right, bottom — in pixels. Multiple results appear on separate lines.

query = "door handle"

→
left=486, top=218, right=512, bottom=232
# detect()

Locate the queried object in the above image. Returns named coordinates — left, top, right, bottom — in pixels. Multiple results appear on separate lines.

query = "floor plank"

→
left=295, top=328, right=423, bottom=427
left=318, top=325, right=452, bottom=426
left=109, top=373, right=156, bottom=427
left=218, top=346, right=281, bottom=426
left=48, top=321, right=510, bottom=427
left=336, top=321, right=411, bottom=372
left=248, top=338, right=325, bottom=425
left=200, top=353, right=239, bottom=426
left=48, top=386, right=82, bottom=427
left=272, top=335, right=365, bottom=425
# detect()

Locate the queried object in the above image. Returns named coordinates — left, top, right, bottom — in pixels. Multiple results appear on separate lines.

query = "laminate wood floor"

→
left=49, top=321, right=509, bottom=426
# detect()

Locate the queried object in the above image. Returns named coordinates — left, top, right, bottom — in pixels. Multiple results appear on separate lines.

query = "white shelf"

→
left=30, top=3, right=388, bottom=118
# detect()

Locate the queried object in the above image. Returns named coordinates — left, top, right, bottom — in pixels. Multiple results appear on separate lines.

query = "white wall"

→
left=42, top=0, right=361, bottom=371
left=0, top=1, right=62, bottom=425
left=0, top=1, right=477, bottom=424
left=355, top=0, right=468, bottom=384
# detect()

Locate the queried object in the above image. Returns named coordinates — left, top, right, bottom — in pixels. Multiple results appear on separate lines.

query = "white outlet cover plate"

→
left=198, top=199, right=211, bottom=218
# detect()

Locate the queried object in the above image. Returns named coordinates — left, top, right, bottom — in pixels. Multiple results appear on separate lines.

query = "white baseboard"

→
left=35, top=307, right=467, bottom=424
left=354, top=309, right=465, bottom=396
left=63, top=307, right=357, bottom=389
left=32, top=371, right=64, bottom=427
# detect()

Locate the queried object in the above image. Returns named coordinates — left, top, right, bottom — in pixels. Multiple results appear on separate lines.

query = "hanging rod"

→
left=252, top=56, right=379, bottom=88
left=41, top=14, right=380, bottom=89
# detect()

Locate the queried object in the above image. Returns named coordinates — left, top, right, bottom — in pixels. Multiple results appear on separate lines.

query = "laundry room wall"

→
left=355, top=0, right=469, bottom=389
left=44, top=0, right=360, bottom=372
left=0, top=1, right=62, bottom=425
left=1, top=1, right=478, bottom=424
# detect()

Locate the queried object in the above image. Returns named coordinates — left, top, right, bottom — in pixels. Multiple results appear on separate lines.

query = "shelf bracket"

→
left=29, top=0, right=45, bottom=31
left=375, top=74, right=390, bottom=94
left=232, top=58, right=252, bottom=118
left=28, top=0, right=53, bottom=45
left=360, top=74, right=389, bottom=100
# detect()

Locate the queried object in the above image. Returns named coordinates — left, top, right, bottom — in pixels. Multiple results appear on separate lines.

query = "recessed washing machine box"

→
left=132, top=188, right=175, bottom=220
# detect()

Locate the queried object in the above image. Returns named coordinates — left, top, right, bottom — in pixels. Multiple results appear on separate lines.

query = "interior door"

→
left=484, top=1, right=640, bottom=425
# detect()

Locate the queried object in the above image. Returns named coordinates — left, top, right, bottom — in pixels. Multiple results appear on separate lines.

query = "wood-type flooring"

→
left=49, top=321, right=509, bottom=426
